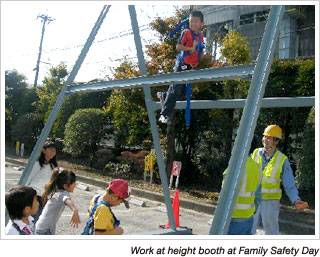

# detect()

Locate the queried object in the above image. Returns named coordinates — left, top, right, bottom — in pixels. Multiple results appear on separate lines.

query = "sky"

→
left=1, top=1, right=180, bottom=85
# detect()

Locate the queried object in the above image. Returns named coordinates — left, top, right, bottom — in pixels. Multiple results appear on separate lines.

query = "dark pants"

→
left=227, top=216, right=254, bottom=235
left=161, top=64, right=193, bottom=117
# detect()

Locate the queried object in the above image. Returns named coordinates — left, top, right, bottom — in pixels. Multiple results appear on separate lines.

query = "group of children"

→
left=5, top=141, right=130, bottom=235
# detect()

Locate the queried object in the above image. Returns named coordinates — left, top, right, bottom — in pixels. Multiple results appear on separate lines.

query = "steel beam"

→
left=65, top=64, right=254, bottom=94
left=128, top=5, right=177, bottom=230
left=152, top=96, right=315, bottom=110
left=209, top=6, right=285, bottom=235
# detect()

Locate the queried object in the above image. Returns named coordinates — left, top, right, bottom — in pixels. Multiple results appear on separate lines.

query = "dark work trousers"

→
left=160, top=63, right=193, bottom=118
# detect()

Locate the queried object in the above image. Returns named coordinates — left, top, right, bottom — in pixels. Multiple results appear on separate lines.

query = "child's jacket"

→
left=177, top=29, right=204, bottom=67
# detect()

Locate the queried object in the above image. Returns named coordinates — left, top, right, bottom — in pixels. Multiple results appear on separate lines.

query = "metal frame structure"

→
left=210, top=5, right=285, bottom=234
left=14, top=5, right=314, bottom=235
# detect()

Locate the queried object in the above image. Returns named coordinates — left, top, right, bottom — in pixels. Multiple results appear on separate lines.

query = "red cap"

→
left=109, top=179, right=130, bottom=208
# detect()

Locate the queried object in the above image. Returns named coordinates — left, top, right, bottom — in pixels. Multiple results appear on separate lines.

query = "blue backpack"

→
left=174, top=29, right=204, bottom=71
left=81, top=195, right=120, bottom=235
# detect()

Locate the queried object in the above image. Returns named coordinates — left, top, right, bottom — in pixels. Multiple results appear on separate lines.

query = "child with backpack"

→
left=5, top=186, right=39, bottom=235
left=158, top=10, right=204, bottom=125
left=83, top=179, right=130, bottom=235
left=35, top=168, right=81, bottom=235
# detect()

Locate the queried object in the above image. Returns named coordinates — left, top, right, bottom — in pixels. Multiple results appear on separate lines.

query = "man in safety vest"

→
left=251, top=125, right=307, bottom=235
left=223, top=157, right=261, bottom=235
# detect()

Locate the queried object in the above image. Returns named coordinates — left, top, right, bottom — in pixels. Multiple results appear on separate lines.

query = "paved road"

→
left=5, top=162, right=272, bottom=236
left=5, top=163, right=220, bottom=235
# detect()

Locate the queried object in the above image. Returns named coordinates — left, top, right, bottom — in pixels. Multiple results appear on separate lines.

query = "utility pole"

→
left=33, top=13, right=55, bottom=87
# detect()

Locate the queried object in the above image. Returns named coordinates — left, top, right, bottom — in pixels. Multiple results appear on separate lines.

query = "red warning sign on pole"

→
left=171, top=161, right=182, bottom=176
left=169, top=161, right=182, bottom=189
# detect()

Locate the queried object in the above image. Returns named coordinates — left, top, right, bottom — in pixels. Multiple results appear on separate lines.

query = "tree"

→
left=35, top=63, right=68, bottom=122
left=295, top=107, right=314, bottom=191
left=147, top=8, right=224, bottom=181
left=5, top=107, right=13, bottom=141
left=5, top=70, right=38, bottom=141
left=11, top=113, right=44, bottom=152
left=219, top=30, right=251, bottom=65
left=254, top=58, right=315, bottom=161
left=219, top=30, right=252, bottom=159
left=189, top=30, right=252, bottom=186
left=105, top=59, right=152, bottom=150
left=53, top=88, right=110, bottom=139
left=63, top=108, right=111, bottom=167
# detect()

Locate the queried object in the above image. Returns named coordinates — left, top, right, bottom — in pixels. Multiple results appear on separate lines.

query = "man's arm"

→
left=281, top=159, right=301, bottom=205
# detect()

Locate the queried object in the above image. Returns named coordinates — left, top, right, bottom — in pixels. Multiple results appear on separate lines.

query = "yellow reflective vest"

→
left=223, top=157, right=261, bottom=219
left=252, top=148, right=287, bottom=200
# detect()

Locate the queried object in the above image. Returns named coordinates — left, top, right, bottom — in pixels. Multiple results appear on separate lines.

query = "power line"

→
left=7, top=24, right=151, bottom=58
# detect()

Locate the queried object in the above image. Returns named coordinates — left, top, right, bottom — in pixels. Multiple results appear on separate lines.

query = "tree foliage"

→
left=5, top=107, right=13, bottom=140
left=11, top=113, right=43, bottom=152
left=189, top=30, right=251, bottom=187
left=35, top=64, right=68, bottom=122
left=105, top=59, right=152, bottom=149
left=146, top=7, right=225, bottom=180
left=254, top=58, right=315, bottom=160
left=63, top=108, right=110, bottom=163
left=295, top=107, right=315, bottom=191
left=219, top=30, right=252, bottom=65
left=53, top=89, right=110, bottom=139
left=33, top=64, right=110, bottom=139
left=5, top=70, right=38, bottom=141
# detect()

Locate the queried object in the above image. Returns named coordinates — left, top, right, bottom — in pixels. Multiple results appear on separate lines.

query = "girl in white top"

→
left=25, top=141, right=58, bottom=222
left=35, top=168, right=81, bottom=235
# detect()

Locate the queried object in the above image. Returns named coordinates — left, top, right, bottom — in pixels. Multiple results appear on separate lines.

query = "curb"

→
left=5, top=157, right=315, bottom=234
left=5, top=157, right=217, bottom=215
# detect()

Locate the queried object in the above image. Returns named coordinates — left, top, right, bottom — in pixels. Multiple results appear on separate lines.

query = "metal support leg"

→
left=209, top=5, right=284, bottom=235
left=128, top=5, right=176, bottom=230
left=18, top=5, right=111, bottom=186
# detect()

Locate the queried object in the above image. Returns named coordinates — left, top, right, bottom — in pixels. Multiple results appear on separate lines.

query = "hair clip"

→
left=58, top=167, right=64, bottom=174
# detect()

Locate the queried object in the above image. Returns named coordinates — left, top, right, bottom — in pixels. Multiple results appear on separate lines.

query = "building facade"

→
left=198, top=5, right=315, bottom=61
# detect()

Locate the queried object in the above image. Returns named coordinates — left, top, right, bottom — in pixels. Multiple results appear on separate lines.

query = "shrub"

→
left=63, top=108, right=111, bottom=164
left=295, top=107, right=315, bottom=191
left=104, top=162, right=131, bottom=179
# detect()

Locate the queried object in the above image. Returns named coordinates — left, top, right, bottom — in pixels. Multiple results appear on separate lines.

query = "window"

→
left=255, top=10, right=269, bottom=22
left=240, top=13, right=254, bottom=25
left=240, top=10, right=269, bottom=25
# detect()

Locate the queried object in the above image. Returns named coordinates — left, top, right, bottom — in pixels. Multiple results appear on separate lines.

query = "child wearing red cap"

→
left=87, top=179, right=130, bottom=235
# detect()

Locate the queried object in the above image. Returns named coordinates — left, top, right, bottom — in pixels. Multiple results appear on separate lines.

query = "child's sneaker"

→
left=159, top=115, right=171, bottom=124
